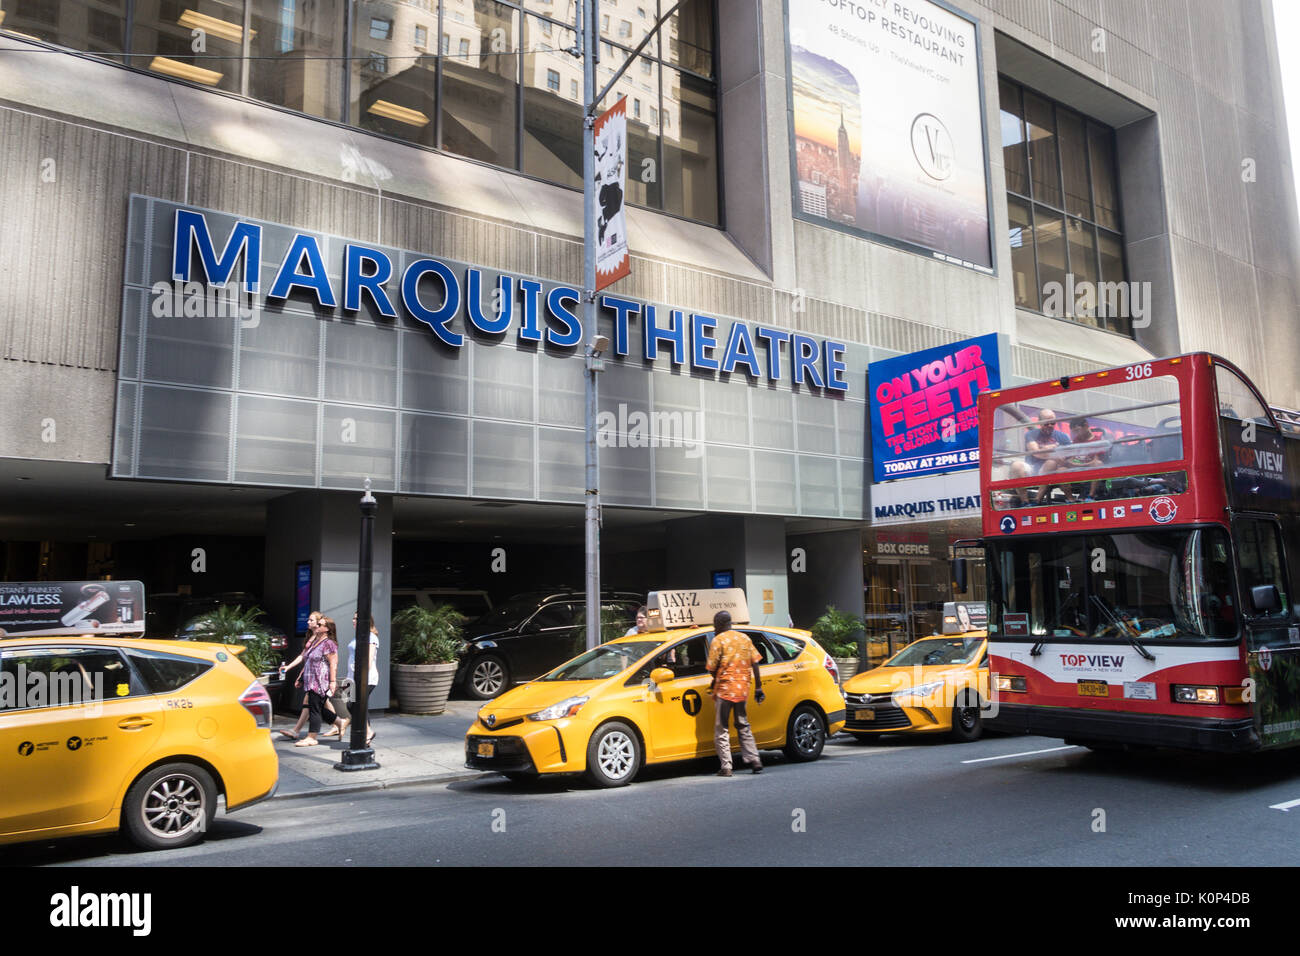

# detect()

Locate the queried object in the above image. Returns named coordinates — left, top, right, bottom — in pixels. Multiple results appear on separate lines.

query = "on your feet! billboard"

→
left=787, top=0, right=993, bottom=273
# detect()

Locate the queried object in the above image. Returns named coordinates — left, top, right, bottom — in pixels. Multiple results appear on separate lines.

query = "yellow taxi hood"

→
left=477, top=679, right=607, bottom=718
left=842, top=663, right=962, bottom=695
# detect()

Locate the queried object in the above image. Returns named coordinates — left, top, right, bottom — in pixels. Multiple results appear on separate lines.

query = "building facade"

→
left=2, top=0, right=1298, bottom=692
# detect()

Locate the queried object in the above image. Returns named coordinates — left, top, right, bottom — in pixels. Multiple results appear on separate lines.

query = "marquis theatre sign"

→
left=163, top=205, right=851, bottom=390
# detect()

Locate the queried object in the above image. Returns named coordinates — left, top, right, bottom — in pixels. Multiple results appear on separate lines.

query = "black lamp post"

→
left=337, top=478, right=380, bottom=772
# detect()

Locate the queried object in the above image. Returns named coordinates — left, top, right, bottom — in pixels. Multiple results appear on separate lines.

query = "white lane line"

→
left=961, top=745, right=1080, bottom=764
left=1269, top=798, right=1300, bottom=812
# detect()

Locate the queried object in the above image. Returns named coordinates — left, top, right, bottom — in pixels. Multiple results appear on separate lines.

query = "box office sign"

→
left=0, top=581, right=145, bottom=637
left=788, top=0, right=993, bottom=272
left=869, top=334, right=1000, bottom=482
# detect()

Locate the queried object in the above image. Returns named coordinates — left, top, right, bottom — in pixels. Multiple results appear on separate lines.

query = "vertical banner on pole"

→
left=594, top=95, right=630, bottom=291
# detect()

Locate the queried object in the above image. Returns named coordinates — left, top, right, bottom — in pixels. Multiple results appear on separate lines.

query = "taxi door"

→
left=643, top=635, right=716, bottom=760
left=740, top=630, right=799, bottom=747
left=0, top=645, right=164, bottom=834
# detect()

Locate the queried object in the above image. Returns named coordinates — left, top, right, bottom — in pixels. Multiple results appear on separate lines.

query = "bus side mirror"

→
left=1250, top=586, right=1282, bottom=615
left=952, top=558, right=968, bottom=594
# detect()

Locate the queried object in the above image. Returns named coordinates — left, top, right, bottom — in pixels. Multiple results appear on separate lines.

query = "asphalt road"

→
left=11, top=732, right=1300, bottom=867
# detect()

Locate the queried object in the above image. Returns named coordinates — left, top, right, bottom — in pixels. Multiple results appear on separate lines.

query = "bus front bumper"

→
left=988, top=703, right=1260, bottom=753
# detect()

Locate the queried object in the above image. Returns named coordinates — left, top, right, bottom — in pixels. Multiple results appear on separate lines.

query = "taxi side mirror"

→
left=648, top=667, right=675, bottom=689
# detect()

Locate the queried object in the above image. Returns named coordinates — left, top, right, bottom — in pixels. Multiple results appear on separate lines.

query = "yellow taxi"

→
left=0, top=637, right=278, bottom=850
left=465, top=589, right=847, bottom=786
left=840, top=630, right=989, bottom=743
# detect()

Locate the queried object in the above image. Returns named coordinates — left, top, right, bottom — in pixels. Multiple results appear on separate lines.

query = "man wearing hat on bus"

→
left=706, top=610, right=765, bottom=776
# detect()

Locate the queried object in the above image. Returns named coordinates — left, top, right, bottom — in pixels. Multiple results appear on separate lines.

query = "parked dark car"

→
left=454, top=590, right=642, bottom=700
left=144, top=591, right=291, bottom=704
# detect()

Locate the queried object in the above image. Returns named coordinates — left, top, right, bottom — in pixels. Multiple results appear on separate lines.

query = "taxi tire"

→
left=783, top=705, right=826, bottom=762
left=950, top=692, right=984, bottom=742
left=467, top=654, right=510, bottom=701
left=123, top=762, right=217, bottom=851
left=585, top=721, right=641, bottom=788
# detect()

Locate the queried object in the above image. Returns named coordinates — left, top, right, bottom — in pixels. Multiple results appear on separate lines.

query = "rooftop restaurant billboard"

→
left=788, top=0, right=993, bottom=272
left=869, top=333, right=1000, bottom=482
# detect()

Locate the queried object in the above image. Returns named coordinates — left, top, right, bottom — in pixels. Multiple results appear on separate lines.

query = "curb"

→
left=270, top=768, right=491, bottom=801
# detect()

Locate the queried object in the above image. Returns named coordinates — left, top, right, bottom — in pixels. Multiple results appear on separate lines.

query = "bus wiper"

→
left=1090, top=595, right=1156, bottom=662
left=1032, top=591, right=1079, bottom=656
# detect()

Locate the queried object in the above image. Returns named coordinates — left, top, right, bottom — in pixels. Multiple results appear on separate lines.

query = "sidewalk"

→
left=269, top=699, right=487, bottom=800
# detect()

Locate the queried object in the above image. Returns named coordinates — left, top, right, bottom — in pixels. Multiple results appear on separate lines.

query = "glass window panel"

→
left=472, top=420, right=535, bottom=498
left=248, top=0, right=346, bottom=120
left=440, top=0, right=519, bottom=167
left=321, top=405, right=396, bottom=490
left=1058, top=108, right=1091, bottom=219
left=350, top=0, right=439, bottom=145
left=599, top=57, right=661, bottom=209
left=1023, top=91, right=1061, bottom=208
left=795, top=391, right=836, bottom=454
left=999, top=78, right=1028, bottom=196
left=138, top=385, right=231, bottom=481
left=1066, top=216, right=1100, bottom=327
left=665, top=0, right=712, bottom=77
left=2, top=0, right=127, bottom=59
left=234, top=394, right=317, bottom=484
left=238, top=306, right=320, bottom=397
left=132, top=0, right=244, bottom=92
left=143, top=313, right=234, bottom=389
left=538, top=426, right=584, bottom=499
left=1097, top=229, right=1127, bottom=334
left=401, top=329, right=469, bottom=414
left=324, top=321, right=398, bottom=406
left=471, top=342, right=535, bottom=421
left=523, top=15, right=581, bottom=187
left=654, top=445, right=704, bottom=508
left=1089, top=122, right=1120, bottom=230
left=661, top=67, right=717, bottom=223
left=706, top=446, right=752, bottom=511
left=401, top=412, right=469, bottom=494
left=753, top=450, right=796, bottom=513
left=798, top=455, right=838, bottom=515
left=751, top=389, right=794, bottom=448
left=1032, top=205, right=1066, bottom=312
left=1007, top=196, right=1037, bottom=310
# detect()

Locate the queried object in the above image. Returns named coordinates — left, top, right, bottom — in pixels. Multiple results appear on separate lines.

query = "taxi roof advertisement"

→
left=0, top=581, right=146, bottom=638
left=869, top=332, right=1000, bottom=483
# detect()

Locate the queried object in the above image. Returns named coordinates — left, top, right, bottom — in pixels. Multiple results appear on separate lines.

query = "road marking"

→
left=1269, top=798, right=1300, bottom=812
left=961, top=745, right=1080, bottom=764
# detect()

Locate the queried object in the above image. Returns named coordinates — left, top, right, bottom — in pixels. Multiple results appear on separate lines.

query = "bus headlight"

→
left=996, top=675, right=1027, bottom=693
left=1173, top=684, right=1219, bottom=704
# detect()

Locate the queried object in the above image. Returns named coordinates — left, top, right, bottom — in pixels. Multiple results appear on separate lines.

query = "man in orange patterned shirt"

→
left=706, top=610, right=764, bottom=776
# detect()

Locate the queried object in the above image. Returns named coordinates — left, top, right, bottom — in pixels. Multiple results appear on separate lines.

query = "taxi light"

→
left=1224, top=686, right=1248, bottom=705
left=239, top=680, right=273, bottom=728
left=1173, top=684, right=1219, bottom=704
left=996, top=675, right=1027, bottom=693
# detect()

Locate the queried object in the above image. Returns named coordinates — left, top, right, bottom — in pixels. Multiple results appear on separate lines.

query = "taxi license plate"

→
left=855, top=709, right=874, bottom=721
left=476, top=741, right=495, bottom=757
left=1077, top=680, right=1109, bottom=697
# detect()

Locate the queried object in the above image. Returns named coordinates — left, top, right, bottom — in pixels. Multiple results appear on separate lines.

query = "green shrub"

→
left=391, top=604, right=466, bottom=665
left=810, top=605, right=864, bottom=658
left=185, top=604, right=276, bottom=676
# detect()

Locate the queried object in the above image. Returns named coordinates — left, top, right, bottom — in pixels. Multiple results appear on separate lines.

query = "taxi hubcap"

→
left=473, top=660, right=504, bottom=696
left=958, top=707, right=976, bottom=729
left=143, top=774, right=204, bottom=837
left=794, top=713, right=821, bottom=752
left=597, top=732, right=634, bottom=779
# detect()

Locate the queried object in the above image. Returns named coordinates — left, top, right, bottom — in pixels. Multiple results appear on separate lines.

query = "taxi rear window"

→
left=125, top=648, right=214, bottom=693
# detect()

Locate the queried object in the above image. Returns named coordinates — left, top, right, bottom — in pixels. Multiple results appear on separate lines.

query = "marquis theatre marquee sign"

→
left=160, top=205, right=852, bottom=389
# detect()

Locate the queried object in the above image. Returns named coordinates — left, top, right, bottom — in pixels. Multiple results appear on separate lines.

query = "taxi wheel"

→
left=783, top=705, right=826, bottom=762
left=586, top=721, right=641, bottom=787
left=467, top=655, right=509, bottom=700
left=950, top=693, right=984, bottom=742
left=123, top=763, right=216, bottom=851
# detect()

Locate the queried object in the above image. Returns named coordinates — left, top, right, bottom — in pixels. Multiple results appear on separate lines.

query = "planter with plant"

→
left=391, top=604, right=466, bottom=714
left=810, top=605, right=865, bottom=683
left=184, top=604, right=277, bottom=682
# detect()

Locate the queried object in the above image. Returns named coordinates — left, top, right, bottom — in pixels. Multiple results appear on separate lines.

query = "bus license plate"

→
left=1077, top=680, right=1109, bottom=697
left=477, top=741, right=495, bottom=757
left=855, top=709, right=874, bottom=721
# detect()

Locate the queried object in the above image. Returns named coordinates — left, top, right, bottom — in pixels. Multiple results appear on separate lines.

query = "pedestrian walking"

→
left=291, top=616, right=341, bottom=747
left=326, top=611, right=379, bottom=746
left=278, top=611, right=342, bottom=741
left=705, top=610, right=764, bottom=776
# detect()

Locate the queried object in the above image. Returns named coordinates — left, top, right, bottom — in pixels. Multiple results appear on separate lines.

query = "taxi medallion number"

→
left=855, top=709, right=874, bottom=721
left=1077, top=680, right=1109, bottom=697
left=477, top=741, right=495, bottom=757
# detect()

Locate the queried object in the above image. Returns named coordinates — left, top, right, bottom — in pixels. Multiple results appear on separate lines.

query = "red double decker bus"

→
left=977, top=353, right=1300, bottom=751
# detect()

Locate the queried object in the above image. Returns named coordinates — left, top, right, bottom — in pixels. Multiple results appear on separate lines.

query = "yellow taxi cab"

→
left=0, top=636, right=278, bottom=850
left=841, top=612, right=989, bottom=743
left=465, top=588, right=847, bottom=786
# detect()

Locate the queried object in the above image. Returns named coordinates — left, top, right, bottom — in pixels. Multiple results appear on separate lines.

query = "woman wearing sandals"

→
left=285, top=616, right=343, bottom=747
left=278, top=611, right=345, bottom=742
left=335, top=612, right=380, bottom=746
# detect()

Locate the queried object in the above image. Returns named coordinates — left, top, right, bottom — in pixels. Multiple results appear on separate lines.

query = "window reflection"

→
left=1, top=0, right=126, bottom=59
left=522, top=14, right=580, bottom=186
left=440, top=0, right=518, bottom=167
left=248, top=0, right=345, bottom=121
left=133, top=0, right=244, bottom=91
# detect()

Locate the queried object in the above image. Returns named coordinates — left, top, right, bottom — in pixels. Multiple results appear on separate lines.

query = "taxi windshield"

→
left=539, top=641, right=662, bottom=681
left=885, top=637, right=983, bottom=668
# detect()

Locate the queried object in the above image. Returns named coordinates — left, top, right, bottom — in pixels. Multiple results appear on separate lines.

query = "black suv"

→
left=455, top=590, right=642, bottom=700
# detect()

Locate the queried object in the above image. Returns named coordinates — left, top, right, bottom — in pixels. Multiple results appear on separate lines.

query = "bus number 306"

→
left=1125, top=363, right=1154, bottom=380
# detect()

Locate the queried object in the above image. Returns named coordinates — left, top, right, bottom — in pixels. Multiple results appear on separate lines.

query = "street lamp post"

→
left=337, top=478, right=380, bottom=771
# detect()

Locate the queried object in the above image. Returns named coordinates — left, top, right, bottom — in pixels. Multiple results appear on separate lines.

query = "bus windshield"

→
left=988, top=527, right=1238, bottom=642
